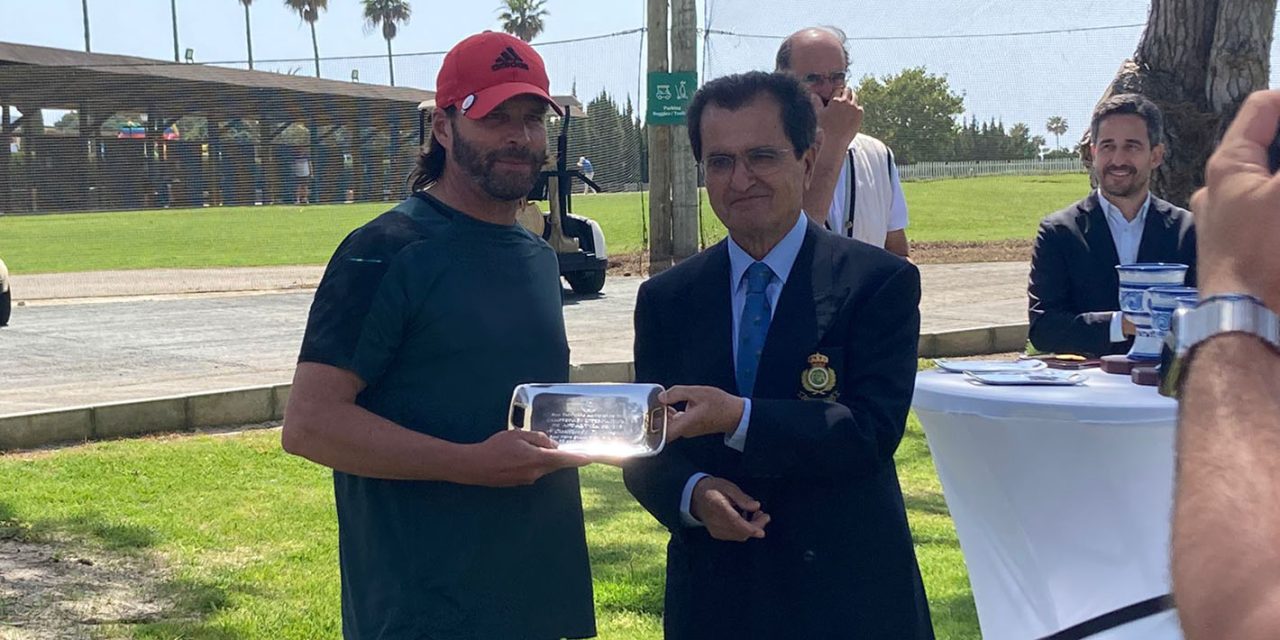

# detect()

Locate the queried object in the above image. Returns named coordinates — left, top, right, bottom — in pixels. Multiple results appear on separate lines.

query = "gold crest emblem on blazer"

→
left=800, top=352, right=839, bottom=400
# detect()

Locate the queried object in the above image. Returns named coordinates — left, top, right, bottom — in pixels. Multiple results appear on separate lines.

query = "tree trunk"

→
left=646, top=0, right=672, bottom=273
left=1086, top=0, right=1276, bottom=207
left=386, top=37, right=395, bottom=87
left=1206, top=0, right=1275, bottom=119
left=244, top=3, right=254, bottom=70
left=311, top=22, right=321, bottom=78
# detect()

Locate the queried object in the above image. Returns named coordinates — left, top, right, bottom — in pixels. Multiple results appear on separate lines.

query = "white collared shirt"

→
left=1098, top=189, right=1152, bottom=342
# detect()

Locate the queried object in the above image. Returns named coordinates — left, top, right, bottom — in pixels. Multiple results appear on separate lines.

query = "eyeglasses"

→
left=701, top=147, right=794, bottom=179
left=801, top=70, right=848, bottom=87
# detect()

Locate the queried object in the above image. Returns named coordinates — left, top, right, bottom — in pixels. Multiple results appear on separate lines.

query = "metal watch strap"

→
left=1178, top=295, right=1280, bottom=351
left=1161, top=295, right=1280, bottom=397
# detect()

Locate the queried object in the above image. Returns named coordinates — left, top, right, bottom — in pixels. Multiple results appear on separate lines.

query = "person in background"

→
left=578, top=155, right=595, bottom=194
left=1027, top=93, right=1196, bottom=357
left=293, top=149, right=312, bottom=205
left=776, top=26, right=910, bottom=258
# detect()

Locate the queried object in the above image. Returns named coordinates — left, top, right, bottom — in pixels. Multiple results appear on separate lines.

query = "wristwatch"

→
left=1159, top=294, right=1280, bottom=398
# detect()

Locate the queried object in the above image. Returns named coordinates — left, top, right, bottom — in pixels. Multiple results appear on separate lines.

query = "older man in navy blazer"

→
left=623, top=71, right=933, bottom=639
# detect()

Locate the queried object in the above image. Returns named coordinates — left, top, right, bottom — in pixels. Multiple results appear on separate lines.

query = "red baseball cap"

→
left=435, top=32, right=563, bottom=120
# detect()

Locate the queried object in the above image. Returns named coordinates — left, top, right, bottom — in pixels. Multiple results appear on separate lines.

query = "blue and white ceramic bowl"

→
left=1146, top=286, right=1198, bottom=311
left=1146, top=286, right=1198, bottom=334
left=1116, top=263, right=1189, bottom=312
left=1125, top=311, right=1162, bottom=361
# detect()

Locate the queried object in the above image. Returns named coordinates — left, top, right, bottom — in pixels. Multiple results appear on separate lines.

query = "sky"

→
left=2, top=0, right=1278, bottom=150
left=0, top=0, right=649, bottom=68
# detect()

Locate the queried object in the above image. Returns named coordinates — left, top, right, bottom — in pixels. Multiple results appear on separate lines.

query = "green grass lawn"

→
left=0, top=174, right=1088, bottom=275
left=0, top=415, right=978, bottom=639
left=902, top=173, right=1086, bottom=243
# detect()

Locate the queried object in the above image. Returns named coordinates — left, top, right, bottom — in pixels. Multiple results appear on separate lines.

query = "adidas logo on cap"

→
left=491, top=47, right=530, bottom=72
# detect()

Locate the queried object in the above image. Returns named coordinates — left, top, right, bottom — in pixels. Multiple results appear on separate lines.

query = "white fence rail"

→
left=899, top=157, right=1084, bottom=181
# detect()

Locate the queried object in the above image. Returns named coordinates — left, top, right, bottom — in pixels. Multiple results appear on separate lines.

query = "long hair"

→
left=407, top=106, right=454, bottom=192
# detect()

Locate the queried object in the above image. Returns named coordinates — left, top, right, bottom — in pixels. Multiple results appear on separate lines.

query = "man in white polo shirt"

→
left=776, top=26, right=910, bottom=258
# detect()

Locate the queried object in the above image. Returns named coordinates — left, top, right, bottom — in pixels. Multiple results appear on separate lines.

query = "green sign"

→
left=647, top=71, right=697, bottom=125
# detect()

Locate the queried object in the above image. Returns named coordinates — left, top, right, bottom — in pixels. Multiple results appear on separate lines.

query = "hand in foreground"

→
left=661, top=385, right=745, bottom=441
left=461, top=430, right=591, bottom=487
left=816, top=86, right=864, bottom=149
left=1189, top=90, right=1280, bottom=311
left=691, top=476, right=771, bottom=542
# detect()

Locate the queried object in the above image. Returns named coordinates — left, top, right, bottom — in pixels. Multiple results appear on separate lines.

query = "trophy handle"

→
left=508, top=384, right=534, bottom=430
left=509, top=402, right=527, bottom=430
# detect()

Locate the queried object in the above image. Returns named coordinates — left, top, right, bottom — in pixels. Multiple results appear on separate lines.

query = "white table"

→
left=913, top=368, right=1182, bottom=640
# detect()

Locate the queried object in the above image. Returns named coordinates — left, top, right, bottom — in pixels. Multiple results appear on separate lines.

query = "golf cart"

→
left=0, top=255, right=9, bottom=327
left=416, top=97, right=610, bottom=295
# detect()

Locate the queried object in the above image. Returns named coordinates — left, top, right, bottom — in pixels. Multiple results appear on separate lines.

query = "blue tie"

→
left=736, top=261, right=774, bottom=397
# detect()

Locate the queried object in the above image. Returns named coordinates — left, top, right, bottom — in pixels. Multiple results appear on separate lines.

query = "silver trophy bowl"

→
left=508, top=383, right=667, bottom=458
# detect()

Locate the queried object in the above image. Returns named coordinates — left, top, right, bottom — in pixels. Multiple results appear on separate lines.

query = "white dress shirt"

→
left=1098, top=189, right=1151, bottom=343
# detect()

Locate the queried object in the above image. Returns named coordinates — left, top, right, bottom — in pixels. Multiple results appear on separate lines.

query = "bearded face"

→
left=1092, top=113, right=1164, bottom=200
left=450, top=117, right=548, bottom=201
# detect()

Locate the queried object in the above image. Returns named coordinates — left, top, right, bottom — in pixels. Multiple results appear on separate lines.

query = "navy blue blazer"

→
left=623, top=221, right=935, bottom=640
left=1028, top=193, right=1197, bottom=357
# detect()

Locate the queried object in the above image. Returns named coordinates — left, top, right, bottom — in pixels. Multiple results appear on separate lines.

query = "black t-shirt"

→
left=298, top=192, right=595, bottom=640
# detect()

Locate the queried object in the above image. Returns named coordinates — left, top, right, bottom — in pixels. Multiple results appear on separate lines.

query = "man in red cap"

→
left=283, top=31, right=597, bottom=639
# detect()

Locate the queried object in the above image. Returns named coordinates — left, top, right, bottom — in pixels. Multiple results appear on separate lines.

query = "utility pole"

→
left=670, top=0, right=699, bottom=261
left=82, top=0, right=91, bottom=52
left=646, top=0, right=673, bottom=273
left=171, top=0, right=180, bottom=63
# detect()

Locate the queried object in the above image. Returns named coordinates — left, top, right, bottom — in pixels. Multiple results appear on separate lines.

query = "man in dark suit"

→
left=1028, top=93, right=1197, bottom=357
left=622, top=71, right=933, bottom=639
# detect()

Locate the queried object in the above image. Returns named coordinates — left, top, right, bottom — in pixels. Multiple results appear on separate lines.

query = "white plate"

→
left=935, top=359, right=1047, bottom=374
left=964, top=370, right=1088, bottom=386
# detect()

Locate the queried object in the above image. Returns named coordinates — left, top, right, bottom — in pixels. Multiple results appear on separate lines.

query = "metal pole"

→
left=0, top=105, right=10, bottom=213
left=171, top=0, right=180, bottom=62
left=244, top=1, right=254, bottom=70
left=82, top=0, right=91, bottom=52
left=646, top=0, right=673, bottom=274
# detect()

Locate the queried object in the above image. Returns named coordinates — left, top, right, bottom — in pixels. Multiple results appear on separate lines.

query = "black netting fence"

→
left=0, top=29, right=645, bottom=215
left=703, top=0, right=1280, bottom=171
left=5, top=2, right=1280, bottom=219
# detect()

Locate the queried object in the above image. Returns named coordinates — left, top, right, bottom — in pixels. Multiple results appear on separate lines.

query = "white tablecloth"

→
left=913, top=368, right=1182, bottom=640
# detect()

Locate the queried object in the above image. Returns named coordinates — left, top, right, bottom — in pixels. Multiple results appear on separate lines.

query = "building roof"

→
left=0, top=41, right=582, bottom=127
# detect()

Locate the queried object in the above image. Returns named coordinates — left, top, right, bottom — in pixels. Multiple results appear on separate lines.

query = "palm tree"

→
left=498, top=0, right=549, bottom=43
left=81, top=0, right=90, bottom=52
left=362, top=0, right=411, bottom=87
left=1045, top=115, right=1068, bottom=151
left=239, top=0, right=255, bottom=70
left=284, top=0, right=328, bottom=77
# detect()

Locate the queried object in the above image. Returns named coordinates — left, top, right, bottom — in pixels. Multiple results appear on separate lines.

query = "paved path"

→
left=1, top=263, right=1029, bottom=416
